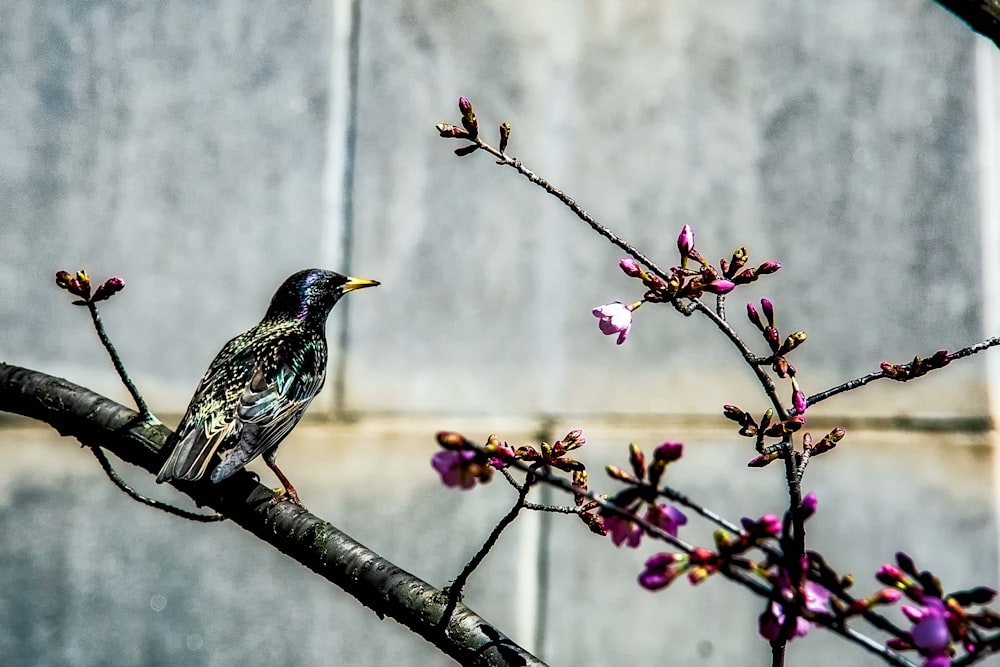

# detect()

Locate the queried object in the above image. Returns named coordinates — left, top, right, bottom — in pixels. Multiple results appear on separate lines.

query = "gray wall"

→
left=1, top=1, right=997, bottom=666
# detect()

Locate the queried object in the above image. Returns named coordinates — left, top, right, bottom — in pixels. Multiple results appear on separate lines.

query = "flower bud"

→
left=764, top=327, right=780, bottom=352
left=435, top=123, right=468, bottom=138
left=498, top=122, right=511, bottom=153
left=746, top=303, right=763, bottom=330
left=458, top=97, right=478, bottom=137
left=876, top=564, right=909, bottom=587
left=748, top=452, right=780, bottom=468
left=761, top=298, right=775, bottom=327
left=792, top=390, right=807, bottom=414
left=871, top=588, right=903, bottom=605
left=800, top=492, right=818, bottom=519
left=677, top=224, right=694, bottom=258
left=726, top=247, right=749, bottom=277
left=619, top=257, right=642, bottom=277
left=722, top=404, right=745, bottom=421
left=653, top=441, right=683, bottom=463
left=779, top=330, right=808, bottom=355
left=757, top=261, right=781, bottom=274
left=91, top=276, right=126, bottom=302
left=628, top=443, right=646, bottom=478
left=605, top=464, right=636, bottom=483
left=704, top=279, right=735, bottom=295
left=55, top=271, right=73, bottom=289
left=436, top=431, right=470, bottom=450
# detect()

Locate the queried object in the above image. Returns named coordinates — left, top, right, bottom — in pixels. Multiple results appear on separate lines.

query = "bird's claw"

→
left=269, top=487, right=304, bottom=507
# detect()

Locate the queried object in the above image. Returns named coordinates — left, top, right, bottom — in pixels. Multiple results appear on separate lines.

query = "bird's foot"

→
left=269, top=486, right=304, bottom=507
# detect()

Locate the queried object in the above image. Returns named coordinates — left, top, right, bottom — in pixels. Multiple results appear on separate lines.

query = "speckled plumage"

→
left=156, top=269, right=379, bottom=503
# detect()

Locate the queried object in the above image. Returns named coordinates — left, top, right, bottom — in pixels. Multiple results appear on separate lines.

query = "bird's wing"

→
left=209, top=341, right=325, bottom=483
left=155, top=334, right=256, bottom=483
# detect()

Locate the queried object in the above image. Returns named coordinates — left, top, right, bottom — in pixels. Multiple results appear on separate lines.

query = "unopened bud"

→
left=677, top=224, right=694, bottom=258
left=723, top=404, right=745, bottom=422
left=91, top=276, right=126, bottom=302
left=628, top=443, right=646, bottom=478
left=436, top=431, right=469, bottom=450
left=726, top=247, right=749, bottom=277
left=704, top=279, right=735, bottom=295
left=458, top=97, right=478, bottom=137
left=606, top=464, right=636, bottom=483
left=757, top=261, right=781, bottom=275
left=747, top=303, right=763, bottom=330
left=619, top=258, right=643, bottom=277
left=792, top=390, right=807, bottom=415
left=436, top=123, right=469, bottom=138
left=761, top=298, right=775, bottom=327
left=498, top=122, right=511, bottom=153
left=748, top=452, right=780, bottom=468
left=779, top=330, right=807, bottom=355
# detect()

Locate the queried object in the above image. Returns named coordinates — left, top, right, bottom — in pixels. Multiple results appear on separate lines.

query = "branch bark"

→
left=0, top=361, right=544, bottom=667
left=935, top=0, right=1000, bottom=50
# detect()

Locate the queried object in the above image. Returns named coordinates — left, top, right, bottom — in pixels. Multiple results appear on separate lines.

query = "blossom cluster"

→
left=602, top=441, right=687, bottom=547
left=593, top=225, right=780, bottom=345
left=55, top=270, right=125, bottom=305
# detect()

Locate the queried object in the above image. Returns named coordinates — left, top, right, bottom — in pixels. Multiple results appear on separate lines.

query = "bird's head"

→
left=264, top=269, right=380, bottom=321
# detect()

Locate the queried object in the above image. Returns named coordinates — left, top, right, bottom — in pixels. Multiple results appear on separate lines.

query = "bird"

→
left=156, top=269, right=379, bottom=505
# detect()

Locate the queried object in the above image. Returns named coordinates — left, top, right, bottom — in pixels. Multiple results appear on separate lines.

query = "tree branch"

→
left=0, top=361, right=544, bottom=667
left=934, top=0, right=1000, bottom=50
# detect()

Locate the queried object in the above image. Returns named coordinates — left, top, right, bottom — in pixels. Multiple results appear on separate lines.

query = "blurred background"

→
left=1, top=1, right=998, bottom=665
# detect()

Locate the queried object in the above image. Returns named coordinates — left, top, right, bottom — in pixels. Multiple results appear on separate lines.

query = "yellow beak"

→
left=342, top=276, right=381, bottom=292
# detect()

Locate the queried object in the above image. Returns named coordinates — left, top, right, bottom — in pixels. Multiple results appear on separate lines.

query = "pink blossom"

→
left=431, top=449, right=482, bottom=489
left=646, top=503, right=688, bottom=538
left=604, top=513, right=643, bottom=548
left=638, top=552, right=683, bottom=591
left=906, top=597, right=950, bottom=655
left=592, top=301, right=634, bottom=345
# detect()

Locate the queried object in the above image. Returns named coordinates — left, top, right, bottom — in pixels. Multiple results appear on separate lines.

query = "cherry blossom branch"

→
left=443, top=437, right=917, bottom=666
left=806, top=336, right=1000, bottom=408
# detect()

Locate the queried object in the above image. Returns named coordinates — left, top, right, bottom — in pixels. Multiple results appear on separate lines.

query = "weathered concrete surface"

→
left=0, top=0, right=988, bottom=419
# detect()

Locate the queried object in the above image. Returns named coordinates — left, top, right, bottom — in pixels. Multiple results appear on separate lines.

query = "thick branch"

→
left=0, top=362, right=543, bottom=667
left=935, top=0, right=1000, bottom=50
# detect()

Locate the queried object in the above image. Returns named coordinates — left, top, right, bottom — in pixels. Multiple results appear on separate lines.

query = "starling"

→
left=156, top=269, right=379, bottom=504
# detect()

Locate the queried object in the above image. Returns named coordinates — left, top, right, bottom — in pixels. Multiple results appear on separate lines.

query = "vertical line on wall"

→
left=974, top=36, right=1000, bottom=578
left=326, top=0, right=363, bottom=417
left=515, top=417, right=555, bottom=655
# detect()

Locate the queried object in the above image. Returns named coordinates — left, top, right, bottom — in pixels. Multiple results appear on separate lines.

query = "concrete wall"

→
left=1, top=1, right=997, bottom=665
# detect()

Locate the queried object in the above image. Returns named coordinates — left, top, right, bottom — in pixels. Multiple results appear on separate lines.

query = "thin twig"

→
left=441, top=467, right=538, bottom=627
left=86, top=302, right=155, bottom=422
left=691, top=299, right=787, bottom=416
left=475, top=140, right=672, bottom=284
left=807, top=337, right=1000, bottom=408
left=89, top=446, right=224, bottom=522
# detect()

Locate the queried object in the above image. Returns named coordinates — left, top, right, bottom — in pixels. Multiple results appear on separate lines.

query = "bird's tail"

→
left=156, top=427, right=221, bottom=483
